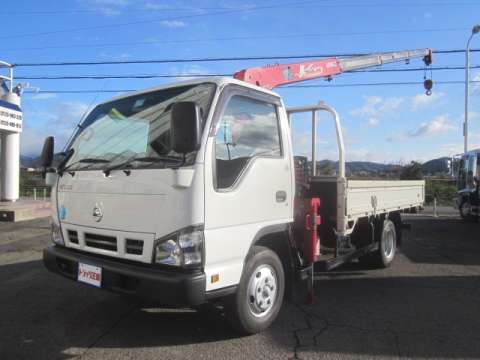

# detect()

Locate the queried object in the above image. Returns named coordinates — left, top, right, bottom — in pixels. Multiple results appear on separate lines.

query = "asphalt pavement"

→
left=1, top=207, right=479, bottom=360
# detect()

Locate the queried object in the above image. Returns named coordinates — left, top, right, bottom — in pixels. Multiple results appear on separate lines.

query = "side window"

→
left=458, top=157, right=467, bottom=190
left=215, top=95, right=281, bottom=189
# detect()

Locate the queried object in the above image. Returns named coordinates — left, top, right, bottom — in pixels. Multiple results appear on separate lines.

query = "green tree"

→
left=400, top=161, right=424, bottom=180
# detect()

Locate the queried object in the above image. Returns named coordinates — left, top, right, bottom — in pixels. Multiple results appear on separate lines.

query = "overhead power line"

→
left=14, top=65, right=480, bottom=81
left=12, top=49, right=480, bottom=67
left=4, top=2, right=480, bottom=15
left=3, top=28, right=469, bottom=53
left=22, top=80, right=480, bottom=94
left=0, top=5, right=253, bottom=15
left=0, top=1, right=324, bottom=40
left=285, top=80, right=480, bottom=88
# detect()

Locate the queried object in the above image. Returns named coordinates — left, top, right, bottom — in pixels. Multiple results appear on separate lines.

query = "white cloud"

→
left=350, top=95, right=404, bottom=125
left=411, top=92, right=445, bottom=111
left=386, top=115, right=456, bottom=142
left=292, top=131, right=330, bottom=159
left=29, top=93, right=57, bottom=100
left=21, top=101, right=90, bottom=156
left=386, top=133, right=407, bottom=142
left=441, top=143, right=464, bottom=156
left=409, top=115, right=456, bottom=138
left=20, top=125, right=50, bottom=157
left=473, top=71, right=480, bottom=94
left=54, top=101, right=90, bottom=125
left=366, top=117, right=379, bottom=127
left=352, top=92, right=447, bottom=125
left=142, top=2, right=170, bottom=10
left=78, top=0, right=130, bottom=15
left=346, top=147, right=392, bottom=163
left=99, top=52, right=131, bottom=60
left=160, top=20, right=187, bottom=28
left=170, top=65, right=211, bottom=81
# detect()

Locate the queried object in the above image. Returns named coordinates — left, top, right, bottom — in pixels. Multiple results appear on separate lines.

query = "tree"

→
left=400, top=161, right=424, bottom=180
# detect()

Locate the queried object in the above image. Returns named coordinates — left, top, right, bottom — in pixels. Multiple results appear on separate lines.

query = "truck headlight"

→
left=155, top=239, right=182, bottom=266
left=51, top=221, right=64, bottom=246
left=154, top=225, right=204, bottom=267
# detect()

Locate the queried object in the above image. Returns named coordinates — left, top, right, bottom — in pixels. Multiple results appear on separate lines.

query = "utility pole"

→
left=464, top=24, right=480, bottom=154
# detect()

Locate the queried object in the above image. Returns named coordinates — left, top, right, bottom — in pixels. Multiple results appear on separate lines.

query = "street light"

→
left=464, top=24, right=480, bottom=153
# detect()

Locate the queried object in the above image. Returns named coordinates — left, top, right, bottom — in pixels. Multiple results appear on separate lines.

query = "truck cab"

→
left=43, top=77, right=295, bottom=333
left=455, top=149, right=480, bottom=221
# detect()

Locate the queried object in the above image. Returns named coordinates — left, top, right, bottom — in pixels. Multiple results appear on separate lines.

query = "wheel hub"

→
left=383, top=228, right=395, bottom=260
left=462, top=202, right=472, bottom=216
left=248, top=265, right=277, bottom=317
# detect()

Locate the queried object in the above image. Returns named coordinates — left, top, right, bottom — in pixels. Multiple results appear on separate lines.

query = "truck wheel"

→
left=225, top=246, right=285, bottom=334
left=459, top=198, right=477, bottom=222
left=376, top=219, right=397, bottom=267
left=360, top=219, right=396, bottom=268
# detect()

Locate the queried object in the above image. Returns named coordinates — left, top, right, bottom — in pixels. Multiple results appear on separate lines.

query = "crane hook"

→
left=424, top=79, right=433, bottom=96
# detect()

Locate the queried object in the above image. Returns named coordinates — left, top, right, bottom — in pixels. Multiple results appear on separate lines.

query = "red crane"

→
left=234, top=49, right=433, bottom=90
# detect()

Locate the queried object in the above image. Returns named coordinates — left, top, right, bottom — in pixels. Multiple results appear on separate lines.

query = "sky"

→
left=1, top=0, right=480, bottom=163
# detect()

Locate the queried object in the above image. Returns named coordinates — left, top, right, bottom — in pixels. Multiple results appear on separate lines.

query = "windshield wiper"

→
left=103, top=156, right=183, bottom=176
left=60, top=157, right=111, bottom=176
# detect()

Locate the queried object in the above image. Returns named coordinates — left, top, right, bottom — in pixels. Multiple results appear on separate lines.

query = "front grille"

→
left=85, top=233, right=117, bottom=251
left=67, top=230, right=79, bottom=244
left=125, top=239, right=144, bottom=255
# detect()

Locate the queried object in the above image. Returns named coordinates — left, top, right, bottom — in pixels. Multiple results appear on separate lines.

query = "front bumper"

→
left=43, top=245, right=206, bottom=306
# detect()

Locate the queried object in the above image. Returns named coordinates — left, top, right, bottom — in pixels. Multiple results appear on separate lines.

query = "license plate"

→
left=78, top=263, right=102, bottom=288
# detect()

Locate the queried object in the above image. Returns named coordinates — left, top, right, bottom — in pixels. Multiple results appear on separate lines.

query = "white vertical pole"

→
left=311, top=111, right=317, bottom=177
left=1, top=132, right=20, bottom=201
left=464, top=34, right=473, bottom=154
left=0, top=92, right=21, bottom=202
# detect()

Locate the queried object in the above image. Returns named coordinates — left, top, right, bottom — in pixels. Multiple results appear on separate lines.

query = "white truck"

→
left=41, top=49, right=430, bottom=334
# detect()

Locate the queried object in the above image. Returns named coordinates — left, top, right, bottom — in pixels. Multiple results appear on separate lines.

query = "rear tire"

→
left=360, top=219, right=396, bottom=268
left=224, top=246, right=285, bottom=335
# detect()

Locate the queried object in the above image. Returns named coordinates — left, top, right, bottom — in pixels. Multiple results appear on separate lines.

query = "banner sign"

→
left=0, top=99, right=22, bottom=133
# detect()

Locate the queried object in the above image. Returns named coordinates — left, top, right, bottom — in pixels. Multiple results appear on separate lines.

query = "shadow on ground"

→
left=402, top=216, right=480, bottom=266
left=1, top=256, right=480, bottom=359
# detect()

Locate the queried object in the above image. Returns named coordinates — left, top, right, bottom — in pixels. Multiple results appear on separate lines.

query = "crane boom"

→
left=234, top=48, right=432, bottom=89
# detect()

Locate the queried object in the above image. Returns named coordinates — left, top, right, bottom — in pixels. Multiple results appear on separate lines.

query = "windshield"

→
left=63, top=83, right=216, bottom=171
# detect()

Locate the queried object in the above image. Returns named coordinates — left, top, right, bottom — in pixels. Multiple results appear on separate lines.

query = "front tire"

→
left=459, top=198, right=477, bottom=222
left=225, top=246, right=285, bottom=334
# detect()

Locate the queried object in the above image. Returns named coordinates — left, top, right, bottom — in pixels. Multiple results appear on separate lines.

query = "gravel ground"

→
left=1, top=207, right=479, bottom=360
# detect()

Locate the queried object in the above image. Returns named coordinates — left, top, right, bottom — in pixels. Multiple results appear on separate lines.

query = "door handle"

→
left=276, top=191, right=287, bottom=203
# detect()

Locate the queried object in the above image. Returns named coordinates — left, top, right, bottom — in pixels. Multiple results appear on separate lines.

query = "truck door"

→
left=466, top=154, right=477, bottom=190
left=203, top=86, right=293, bottom=291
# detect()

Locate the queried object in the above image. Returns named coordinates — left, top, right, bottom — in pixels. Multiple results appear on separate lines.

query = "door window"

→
left=215, top=95, right=281, bottom=189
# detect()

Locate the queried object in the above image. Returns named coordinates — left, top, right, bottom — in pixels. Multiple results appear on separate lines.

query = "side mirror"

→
left=45, top=171, right=58, bottom=187
left=170, top=102, right=201, bottom=154
left=41, top=136, right=54, bottom=168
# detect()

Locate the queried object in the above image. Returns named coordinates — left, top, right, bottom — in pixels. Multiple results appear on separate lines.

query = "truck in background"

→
left=455, top=149, right=480, bottom=221
left=40, top=49, right=431, bottom=334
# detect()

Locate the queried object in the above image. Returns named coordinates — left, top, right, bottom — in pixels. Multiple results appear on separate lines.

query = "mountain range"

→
left=20, top=154, right=452, bottom=175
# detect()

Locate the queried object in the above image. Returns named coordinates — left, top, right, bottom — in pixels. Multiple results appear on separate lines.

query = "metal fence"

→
left=424, top=178, right=457, bottom=207
left=19, top=186, right=51, bottom=201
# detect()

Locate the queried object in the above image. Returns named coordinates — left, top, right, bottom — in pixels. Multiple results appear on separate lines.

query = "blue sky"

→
left=2, top=0, right=480, bottom=163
